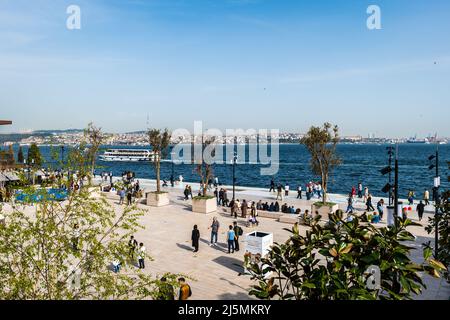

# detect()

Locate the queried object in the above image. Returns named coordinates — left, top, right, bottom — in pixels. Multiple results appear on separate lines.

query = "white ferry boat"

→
left=99, top=149, right=155, bottom=162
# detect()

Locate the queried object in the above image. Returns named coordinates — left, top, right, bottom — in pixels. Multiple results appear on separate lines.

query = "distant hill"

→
left=0, top=129, right=84, bottom=144
left=32, top=129, right=84, bottom=135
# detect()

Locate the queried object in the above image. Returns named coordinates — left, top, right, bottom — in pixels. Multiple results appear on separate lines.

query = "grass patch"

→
left=193, top=195, right=215, bottom=200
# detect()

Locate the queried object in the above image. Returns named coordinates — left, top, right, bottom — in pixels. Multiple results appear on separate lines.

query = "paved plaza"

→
left=120, top=179, right=450, bottom=300
left=2, top=178, right=449, bottom=300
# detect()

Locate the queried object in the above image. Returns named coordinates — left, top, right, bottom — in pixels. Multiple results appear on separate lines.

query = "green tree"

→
left=147, top=128, right=171, bottom=193
left=17, top=145, right=24, bottom=164
left=0, top=139, right=183, bottom=299
left=84, top=122, right=104, bottom=176
left=247, top=212, right=445, bottom=300
left=300, top=123, right=341, bottom=204
left=7, top=145, right=15, bottom=166
left=27, top=143, right=42, bottom=166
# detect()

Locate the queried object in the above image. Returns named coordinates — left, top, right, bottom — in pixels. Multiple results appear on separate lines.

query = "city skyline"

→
left=1, top=0, right=450, bottom=137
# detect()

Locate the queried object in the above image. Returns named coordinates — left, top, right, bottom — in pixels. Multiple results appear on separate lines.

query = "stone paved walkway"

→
left=2, top=178, right=449, bottom=300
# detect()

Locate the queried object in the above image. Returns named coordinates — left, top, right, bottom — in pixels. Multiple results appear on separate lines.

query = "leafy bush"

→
left=247, top=212, right=445, bottom=300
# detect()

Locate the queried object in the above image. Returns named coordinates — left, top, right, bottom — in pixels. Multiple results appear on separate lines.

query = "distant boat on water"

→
left=99, top=149, right=155, bottom=162
left=406, top=136, right=429, bottom=144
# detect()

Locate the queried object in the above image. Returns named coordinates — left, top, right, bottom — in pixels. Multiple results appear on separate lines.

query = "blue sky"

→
left=1, top=0, right=450, bottom=137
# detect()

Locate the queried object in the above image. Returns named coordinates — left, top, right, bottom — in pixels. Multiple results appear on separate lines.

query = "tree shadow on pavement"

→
left=212, top=256, right=244, bottom=273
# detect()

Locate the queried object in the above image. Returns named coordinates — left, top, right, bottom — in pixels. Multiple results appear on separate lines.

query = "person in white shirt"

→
left=138, top=243, right=146, bottom=269
left=285, top=184, right=290, bottom=197
left=297, top=185, right=302, bottom=199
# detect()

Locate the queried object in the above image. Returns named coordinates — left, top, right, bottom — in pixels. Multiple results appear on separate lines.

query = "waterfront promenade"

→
left=104, top=177, right=450, bottom=300
left=2, top=177, right=449, bottom=300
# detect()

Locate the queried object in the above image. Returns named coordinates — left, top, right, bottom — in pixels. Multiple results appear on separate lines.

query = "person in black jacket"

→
left=191, top=225, right=200, bottom=253
left=416, top=201, right=425, bottom=221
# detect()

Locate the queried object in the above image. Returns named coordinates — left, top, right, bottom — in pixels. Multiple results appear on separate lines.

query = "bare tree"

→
left=301, top=122, right=341, bottom=204
left=195, top=136, right=215, bottom=197
left=147, top=128, right=171, bottom=193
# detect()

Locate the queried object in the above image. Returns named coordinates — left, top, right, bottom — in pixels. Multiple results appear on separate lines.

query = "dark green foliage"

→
left=27, top=143, right=42, bottom=166
left=247, top=212, right=445, bottom=300
left=17, top=146, right=24, bottom=164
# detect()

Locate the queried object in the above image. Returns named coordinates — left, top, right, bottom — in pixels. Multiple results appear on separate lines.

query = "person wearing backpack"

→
left=178, top=277, right=192, bottom=300
left=232, top=221, right=243, bottom=252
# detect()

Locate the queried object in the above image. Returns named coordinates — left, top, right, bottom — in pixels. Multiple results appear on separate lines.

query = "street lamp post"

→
left=394, top=144, right=399, bottom=224
left=428, top=145, right=440, bottom=259
left=170, top=151, right=175, bottom=187
left=387, top=146, right=394, bottom=206
left=232, top=152, right=237, bottom=201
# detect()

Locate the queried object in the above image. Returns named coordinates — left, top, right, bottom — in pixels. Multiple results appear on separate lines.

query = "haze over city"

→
left=1, top=0, right=450, bottom=137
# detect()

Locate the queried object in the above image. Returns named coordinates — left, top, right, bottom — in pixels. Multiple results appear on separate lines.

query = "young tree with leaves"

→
left=84, top=122, right=104, bottom=176
left=0, top=134, right=182, bottom=300
left=300, top=122, right=341, bottom=204
left=17, top=145, right=24, bottom=164
left=147, top=128, right=171, bottom=193
left=27, top=143, right=42, bottom=166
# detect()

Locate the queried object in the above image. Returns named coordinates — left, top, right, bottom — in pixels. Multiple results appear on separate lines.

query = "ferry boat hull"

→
left=99, top=149, right=155, bottom=162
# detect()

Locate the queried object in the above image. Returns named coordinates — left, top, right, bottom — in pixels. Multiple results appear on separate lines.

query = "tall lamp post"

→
left=170, top=151, right=175, bottom=187
left=232, top=152, right=237, bottom=201
left=394, top=144, right=399, bottom=224
left=381, top=146, right=397, bottom=213
left=428, top=145, right=440, bottom=258
left=387, top=146, right=394, bottom=205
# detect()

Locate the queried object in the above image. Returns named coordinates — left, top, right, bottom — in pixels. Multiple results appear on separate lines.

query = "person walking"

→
left=269, top=179, right=275, bottom=192
left=127, top=190, right=132, bottom=206
left=424, top=190, right=430, bottom=206
left=227, top=225, right=235, bottom=254
left=232, top=200, right=240, bottom=219
left=351, top=186, right=356, bottom=199
left=137, top=243, right=146, bottom=269
left=214, top=187, right=219, bottom=205
left=250, top=202, right=258, bottom=221
left=183, top=186, right=189, bottom=201
left=233, top=221, right=242, bottom=252
left=416, top=200, right=425, bottom=222
left=408, top=190, right=415, bottom=206
left=363, top=187, right=369, bottom=203
left=191, top=225, right=200, bottom=253
left=209, top=217, right=219, bottom=246
left=297, top=185, right=302, bottom=199
left=285, top=183, right=290, bottom=197
left=366, top=194, right=375, bottom=212
left=376, top=199, right=385, bottom=220
left=358, top=182, right=363, bottom=198
left=128, top=235, right=138, bottom=260
left=346, top=194, right=354, bottom=214
left=188, top=185, right=193, bottom=199
left=276, top=184, right=283, bottom=201
left=178, top=278, right=192, bottom=300
left=241, top=200, right=248, bottom=218
left=119, top=189, right=125, bottom=205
